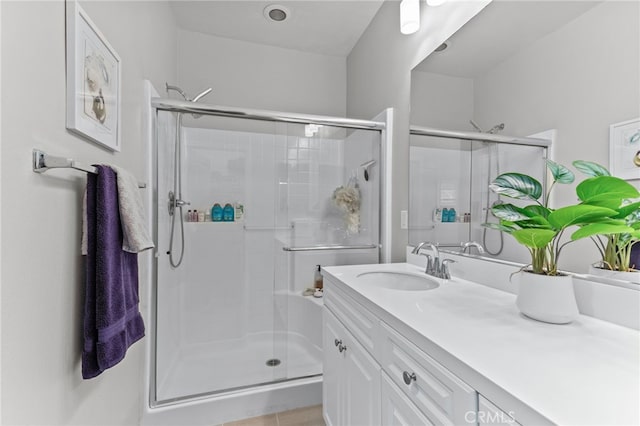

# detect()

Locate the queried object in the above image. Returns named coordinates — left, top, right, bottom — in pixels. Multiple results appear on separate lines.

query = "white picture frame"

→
left=66, top=0, right=121, bottom=151
left=609, top=118, right=640, bottom=181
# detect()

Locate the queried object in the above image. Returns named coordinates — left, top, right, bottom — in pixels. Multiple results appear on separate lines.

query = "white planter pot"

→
left=514, top=272, right=578, bottom=324
left=588, top=265, right=640, bottom=284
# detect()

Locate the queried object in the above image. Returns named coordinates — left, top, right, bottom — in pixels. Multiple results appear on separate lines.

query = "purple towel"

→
left=83, top=165, right=145, bottom=379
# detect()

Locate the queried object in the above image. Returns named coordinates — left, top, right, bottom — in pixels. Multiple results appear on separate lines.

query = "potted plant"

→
left=483, top=160, right=626, bottom=324
left=570, top=161, right=640, bottom=283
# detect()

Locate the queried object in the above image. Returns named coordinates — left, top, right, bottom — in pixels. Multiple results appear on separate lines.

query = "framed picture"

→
left=66, top=0, right=121, bottom=151
left=609, top=118, right=640, bottom=180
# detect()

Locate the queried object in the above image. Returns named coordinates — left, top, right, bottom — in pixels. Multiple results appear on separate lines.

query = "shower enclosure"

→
left=148, top=95, right=382, bottom=416
left=408, top=125, right=550, bottom=265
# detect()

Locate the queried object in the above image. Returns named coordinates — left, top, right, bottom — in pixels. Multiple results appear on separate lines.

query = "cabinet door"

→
left=343, top=326, right=381, bottom=426
left=323, top=308, right=344, bottom=426
left=381, top=372, right=434, bottom=426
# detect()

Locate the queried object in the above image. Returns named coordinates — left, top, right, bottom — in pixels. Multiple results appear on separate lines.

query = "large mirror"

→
left=409, top=1, right=640, bottom=277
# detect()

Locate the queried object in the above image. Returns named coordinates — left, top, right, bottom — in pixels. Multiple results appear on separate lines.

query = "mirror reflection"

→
left=409, top=1, right=640, bottom=275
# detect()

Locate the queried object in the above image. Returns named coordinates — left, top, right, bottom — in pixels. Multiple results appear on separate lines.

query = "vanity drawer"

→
left=324, top=279, right=378, bottom=355
left=381, top=371, right=434, bottom=426
left=380, top=322, right=477, bottom=425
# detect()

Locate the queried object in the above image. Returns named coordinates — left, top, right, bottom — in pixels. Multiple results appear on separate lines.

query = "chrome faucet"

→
left=412, top=242, right=454, bottom=279
left=461, top=241, right=485, bottom=255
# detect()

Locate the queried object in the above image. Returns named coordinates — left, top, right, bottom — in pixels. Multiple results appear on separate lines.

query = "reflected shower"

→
left=470, top=120, right=505, bottom=134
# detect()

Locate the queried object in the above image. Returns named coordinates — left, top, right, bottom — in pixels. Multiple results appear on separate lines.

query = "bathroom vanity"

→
left=321, top=261, right=639, bottom=425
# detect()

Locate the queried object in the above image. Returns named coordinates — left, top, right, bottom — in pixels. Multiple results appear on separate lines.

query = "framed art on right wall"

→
left=610, top=118, right=640, bottom=180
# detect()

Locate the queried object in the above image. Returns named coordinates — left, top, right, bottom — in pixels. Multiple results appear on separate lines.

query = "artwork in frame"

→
left=66, top=0, right=121, bottom=151
left=609, top=118, right=640, bottom=181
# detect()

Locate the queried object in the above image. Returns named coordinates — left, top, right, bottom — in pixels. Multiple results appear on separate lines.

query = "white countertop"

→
left=322, top=262, right=640, bottom=425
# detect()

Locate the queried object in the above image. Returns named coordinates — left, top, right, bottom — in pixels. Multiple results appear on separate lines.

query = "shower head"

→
left=165, top=83, right=212, bottom=103
left=192, top=88, right=212, bottom=103
left=166, top=83, right=188, bottom=100
left=488, top=123, right=505, bottom=134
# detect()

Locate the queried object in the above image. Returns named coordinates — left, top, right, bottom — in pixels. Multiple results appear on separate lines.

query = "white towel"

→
left=110, top=165, right=154, bottom=253
left=82, top=165, right=154, bottom=254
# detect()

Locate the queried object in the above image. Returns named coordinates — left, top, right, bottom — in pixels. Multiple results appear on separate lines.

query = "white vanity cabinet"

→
left=323, top=308, right=381, bottom=426
left=323, top=278, right=478, bottom=426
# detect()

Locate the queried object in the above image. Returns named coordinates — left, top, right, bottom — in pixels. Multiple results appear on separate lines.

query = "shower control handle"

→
left=338, top=344, right=347, bottom=353
left=175, top=199, right=191, bottom=207
left=334, top=339, right=342, bottom=347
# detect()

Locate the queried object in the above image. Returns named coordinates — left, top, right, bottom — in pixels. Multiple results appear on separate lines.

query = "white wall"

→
left=177, top=29, right=346, bottom=117
left=347, top=0, right=490, bottom=261
left=410, top=70, right=474, bottom=130
left=1, top=1, right=177, bottom=424
left=474, top=1, right=640, bottom=272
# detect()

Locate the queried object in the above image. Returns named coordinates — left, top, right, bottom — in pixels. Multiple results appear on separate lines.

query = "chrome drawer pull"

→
left=338, top=344, right=348, bottom=353
left=334, top=339, right=342, bottom=347
left=403, top=371, right=417, bottom=385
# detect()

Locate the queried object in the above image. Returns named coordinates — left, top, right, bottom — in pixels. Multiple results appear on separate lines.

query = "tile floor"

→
left=223, top=405, right=325, bottom=426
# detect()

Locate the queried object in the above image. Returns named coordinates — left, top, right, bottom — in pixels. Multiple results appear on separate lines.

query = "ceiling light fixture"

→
left=264, top=4, right=290, bottom=22
left=426, top=0, right=448, bottom=6
left=400, top=0, right=420, bottom=35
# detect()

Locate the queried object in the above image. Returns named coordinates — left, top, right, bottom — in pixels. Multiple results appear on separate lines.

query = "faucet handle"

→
left=441, top=259, right=456, bottom=280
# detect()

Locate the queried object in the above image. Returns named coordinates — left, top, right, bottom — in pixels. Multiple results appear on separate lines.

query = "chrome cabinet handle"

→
left=338, top=344, right=347, bottom=353
left=334, top=339, right=342, bottom=347
left=403, top=371, right=417, bottom=385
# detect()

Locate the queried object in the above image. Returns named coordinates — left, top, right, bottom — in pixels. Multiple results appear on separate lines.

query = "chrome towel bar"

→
left=32, top=149, right=146, bottom=188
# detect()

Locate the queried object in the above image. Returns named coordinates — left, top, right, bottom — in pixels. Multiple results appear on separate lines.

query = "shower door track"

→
left=410, top=125, right=550, bottom=147
left=152, top=98, right=386, bottom=131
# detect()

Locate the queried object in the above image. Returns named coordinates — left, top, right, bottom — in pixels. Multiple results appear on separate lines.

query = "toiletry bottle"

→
left=187, top=210, right=192, bottom=222
left=223, top=203, right=235, bottom=222
left=433, top=208, right=442, bottom=222
left=198, top=211, right=205, bottom=222
left=448, top=208, right=456, bottom=223
left=314, top=265, right=323, bottom=289
left=205, top=210, right=211, bottom=222
left=442, top=208, right=449, bottom=223
left=193, top=210, right=198, bottom=222
left=212, top=203, right=223, bottom=222
left=235, top=202, right=244, bottom=221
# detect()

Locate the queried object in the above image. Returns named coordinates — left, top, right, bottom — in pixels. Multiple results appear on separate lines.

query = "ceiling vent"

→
left=264, top=5, right=290, bottom=22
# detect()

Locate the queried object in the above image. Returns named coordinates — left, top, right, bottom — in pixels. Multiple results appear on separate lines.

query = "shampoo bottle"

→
left=223, top=203, right=235, bottom=222
left=212, top=203, right=223, bottom=222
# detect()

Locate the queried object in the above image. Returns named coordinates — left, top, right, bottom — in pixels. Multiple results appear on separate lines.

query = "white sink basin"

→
left=356, top=271, right=439, bottom=291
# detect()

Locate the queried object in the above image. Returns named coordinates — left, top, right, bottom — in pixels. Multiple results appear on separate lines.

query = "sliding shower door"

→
left=153, top=111, right=380, bottom=404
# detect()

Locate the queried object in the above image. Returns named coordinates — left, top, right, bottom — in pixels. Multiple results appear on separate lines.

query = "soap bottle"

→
left=235, top=202, right=244, bottom=221
left=314, top=265, right=323, bottom=289
left=223, top=203, right=235, bottom=222
left=212, top=203, right=223, bottom=222
left=449, top=208, right=457, bottom=223
left=187, top=209, right=192, bottom=222
left=442, top=208, right=449, bottom=223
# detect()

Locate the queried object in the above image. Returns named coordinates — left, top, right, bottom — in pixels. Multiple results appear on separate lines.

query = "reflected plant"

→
left=570, top=161, right=640, bottom=272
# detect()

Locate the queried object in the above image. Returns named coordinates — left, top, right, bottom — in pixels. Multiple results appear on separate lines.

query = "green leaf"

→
left=615, top=201, right=640, bottom=220
left=481, top=222, right=516, bottom=233
left=577, top=176, right=640, bottom=203
left=489, top=173, right=543, bottom=201
left=491, top=203, right=532, bottom=221
left=572, top=160, right=611, bottom=177
left=571, top=223, right=635, bottom=240
left=548, top=205, right=617, bottom=229
left=512, top=229, right=556, bottom=249
left=515, top=216, right=552, bottom=229
left=523, top=204, right=551, bottom=218
left=546, top=160, right=575, bottom=184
